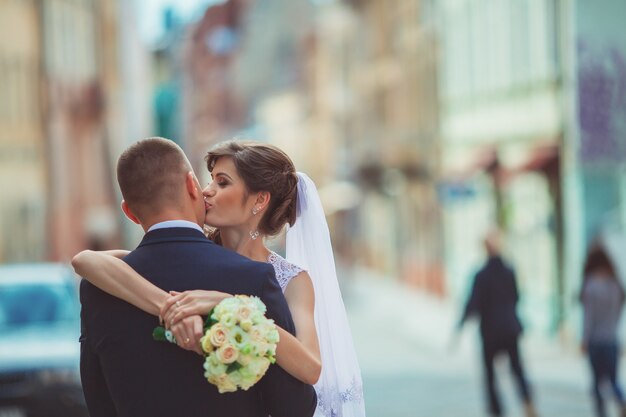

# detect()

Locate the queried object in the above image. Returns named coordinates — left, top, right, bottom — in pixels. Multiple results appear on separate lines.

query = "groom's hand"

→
left=170, top=315, right=204, bottom=355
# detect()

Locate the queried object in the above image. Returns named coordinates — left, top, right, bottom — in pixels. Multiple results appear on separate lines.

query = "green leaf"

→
left=226, top=361, right=243, bottom=373
left=152, top=326, right=167, bottom=342
left=204, top=307, right=217, bottom=328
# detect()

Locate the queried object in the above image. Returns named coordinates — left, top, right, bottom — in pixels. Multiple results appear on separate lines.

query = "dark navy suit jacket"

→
left=79, top=227, right=317, bottom=417
left=461, top=256, right=523, bottom=346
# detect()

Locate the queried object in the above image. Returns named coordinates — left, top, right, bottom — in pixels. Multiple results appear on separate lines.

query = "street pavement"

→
left=342, top=268, right=604, bottom=417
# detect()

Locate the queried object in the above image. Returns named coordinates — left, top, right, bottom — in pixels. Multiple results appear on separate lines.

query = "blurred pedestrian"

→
left=458, top=231, right=537, bottom=417
left=580, top=245, right=626, bottom=417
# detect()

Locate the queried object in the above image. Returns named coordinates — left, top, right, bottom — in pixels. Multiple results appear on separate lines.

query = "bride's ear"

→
left=185, top=171, right=201, bottom=200
left=255, top=191, right=271, bottom=212
left=121, top=200, right=140, bottom=224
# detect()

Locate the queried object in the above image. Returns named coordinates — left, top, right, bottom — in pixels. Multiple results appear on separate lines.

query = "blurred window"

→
left=510, top=0, right=530, bottom=86
left=1, top=202, right=45, bottom=262
left=0, top=283, right=77, bottom=329
left=546, top=0, right=560, bottom=77
left=0, top=57, right=6, bottom=121
left=44, top=0, right=97, bottom=79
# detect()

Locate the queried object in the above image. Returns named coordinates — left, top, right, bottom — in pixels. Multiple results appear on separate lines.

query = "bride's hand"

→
left=170, top=315, right=204, bottom=355
left=161, top=290, right=231, bottom=328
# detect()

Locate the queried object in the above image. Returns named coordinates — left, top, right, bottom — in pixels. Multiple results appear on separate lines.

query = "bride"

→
left=73, top=140, right=366, bottom=417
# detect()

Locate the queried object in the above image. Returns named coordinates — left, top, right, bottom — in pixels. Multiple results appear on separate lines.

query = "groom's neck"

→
left=139, top=209, right=200, bottom=233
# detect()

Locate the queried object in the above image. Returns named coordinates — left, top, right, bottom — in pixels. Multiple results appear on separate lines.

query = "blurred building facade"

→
left=180, top=0, right=316, bottom=181
left=0, top=0, right=46, bottom=262
left=0, top=0, right=153, bottom=263
left=321, top=0, right=444, bottom=292
left=435, top=0, right=626, bottom=340
left=181, top=0, right=445, bottom=292
left=567, top=0, right=626, bottom=339
left=181, top=0, right=249, bottom=176
left=42, top=0, right=120, bottom=261
left=574, top=0, right=626, bottom=250
left=173, top=0, right=626, bottom=343
left=3, top=0, right=623, bottom=347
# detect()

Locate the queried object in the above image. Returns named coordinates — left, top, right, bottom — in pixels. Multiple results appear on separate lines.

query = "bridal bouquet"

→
left=153, top=295, right=280, bottom=393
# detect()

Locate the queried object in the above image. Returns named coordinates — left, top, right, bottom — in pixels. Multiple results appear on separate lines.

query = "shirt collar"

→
left=147, top=220, right=204, bottom=234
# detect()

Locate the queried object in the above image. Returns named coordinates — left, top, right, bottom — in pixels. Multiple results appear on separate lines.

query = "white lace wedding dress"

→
left=268, top=251, right=365, bottom=417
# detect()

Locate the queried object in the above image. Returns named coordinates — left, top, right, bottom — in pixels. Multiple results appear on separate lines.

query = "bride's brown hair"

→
left=205, top=140, right=298, bottom=241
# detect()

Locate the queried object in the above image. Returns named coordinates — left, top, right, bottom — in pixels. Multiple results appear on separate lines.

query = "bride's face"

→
left=202, top=157, right=257, bottom=229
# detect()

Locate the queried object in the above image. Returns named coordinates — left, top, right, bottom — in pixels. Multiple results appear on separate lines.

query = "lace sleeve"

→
left=268, top=252, right=304, bottom=292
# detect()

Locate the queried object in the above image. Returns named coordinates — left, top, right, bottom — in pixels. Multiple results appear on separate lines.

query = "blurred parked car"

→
left=0, top=263, right=87, bottom=417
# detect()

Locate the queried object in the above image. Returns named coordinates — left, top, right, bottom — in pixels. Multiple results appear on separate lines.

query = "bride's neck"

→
left=219, top=228, right=270, bottom=263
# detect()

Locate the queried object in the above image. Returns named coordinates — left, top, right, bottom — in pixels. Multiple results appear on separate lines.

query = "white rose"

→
left=248, top=357, right=271, bottom=378
left=221, top=313, right=237, bottom=328
left=228, top=326, right=250, bottom=351
left=204, top=353, right=227, bottom=378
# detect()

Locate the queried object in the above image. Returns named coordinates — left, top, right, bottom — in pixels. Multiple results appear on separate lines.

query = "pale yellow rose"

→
left=200, top=333, right=215, bottom=353
left=215, top=374, right=237, bottom=393
left=216, top=344, right=239, bottom=364
left=248, top=326, right=262, bottom=341
left=240, top=319, right=253, bottom=332
left=237, top=305, right=252, bottom=320
left=237, top=353, right=253, bottom=366
left=209, top=323, right=228, bottom=347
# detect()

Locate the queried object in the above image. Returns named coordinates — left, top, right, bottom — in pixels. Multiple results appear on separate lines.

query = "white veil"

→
left=286, top=172, right=365, bottom=417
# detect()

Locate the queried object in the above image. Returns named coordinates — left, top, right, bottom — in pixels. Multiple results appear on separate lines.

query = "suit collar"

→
left=138, top=227, right=211, bottom=248
left=147, top=220, right=204, bottom=234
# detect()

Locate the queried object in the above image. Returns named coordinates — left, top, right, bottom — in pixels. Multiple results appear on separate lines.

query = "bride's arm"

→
left=73, top=250, right=224, bottom=355
left=90, top=249, right=131, bottom=259
left=163, top=272, right=322, bottom=384
left=71, top=250, right=169, bottom=316
left=278, top=272, right=321, bottom=385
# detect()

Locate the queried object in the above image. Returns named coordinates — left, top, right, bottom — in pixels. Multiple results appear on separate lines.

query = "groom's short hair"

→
left=117, top=137, right=191, bottom=217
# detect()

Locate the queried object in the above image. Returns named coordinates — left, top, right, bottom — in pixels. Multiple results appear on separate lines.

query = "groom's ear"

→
left=121, top=200, right=140, bottom=224
left=185, top=171, right=201, bottom=200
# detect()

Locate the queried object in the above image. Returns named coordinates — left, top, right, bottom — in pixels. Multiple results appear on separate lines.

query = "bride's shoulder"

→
left=267, top=251, right=305, bottom=290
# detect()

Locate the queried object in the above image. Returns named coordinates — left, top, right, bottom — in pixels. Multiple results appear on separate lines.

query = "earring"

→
left=252, top=207, right=259, bottom=215
left=249, top=230, right=260, bottom=240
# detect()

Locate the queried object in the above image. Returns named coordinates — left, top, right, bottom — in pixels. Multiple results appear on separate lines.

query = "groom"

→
left=79, top=137, right=317, bottom=416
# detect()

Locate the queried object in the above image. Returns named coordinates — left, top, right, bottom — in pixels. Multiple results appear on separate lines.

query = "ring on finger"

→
left=176, top=300, right=182, bottom=308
